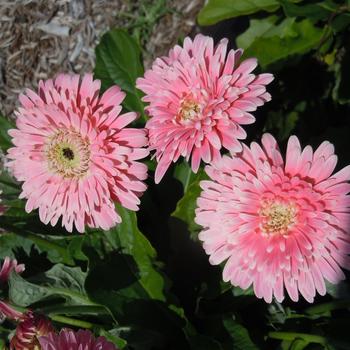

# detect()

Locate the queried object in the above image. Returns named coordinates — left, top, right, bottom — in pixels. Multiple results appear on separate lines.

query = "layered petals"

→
left=195, top=133, right=350, bottom=303
left=7, top=74, right=149, bottom=232
left=137, top=34, right=273, bottom=183
left=0, top=257, right=25, bottom=284
left=38, top=329, right=118, bottom=350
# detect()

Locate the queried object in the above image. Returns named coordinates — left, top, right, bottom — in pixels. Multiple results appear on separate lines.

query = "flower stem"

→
left=49, top=314, right=98, bottom=329
left=268, top=331, right=326, bottom=345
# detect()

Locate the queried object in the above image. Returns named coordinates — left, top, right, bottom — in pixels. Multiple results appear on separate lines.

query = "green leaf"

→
left=0, top=169, right=20, bottom=199
left=0, top=115, right=15, bottom=153
left=99, top=329, right=128, bottom=349
left=188, top=334, right=223, bottom=349
left=223, top=316, right=259, bottom=350
left=172, top=170, right=207, bottom=238
left=237, top=17, right=324, bottom=67
left=333, top=46, right=350, bottom=104
left=290, top=339, right=309, bottom=350
left=104, top=205, right=168, bottom=302
left=278, top=0, right=332, bottom=20
left=264, top=102, right=306, bottom=140
left=9, top=264, right=93, bottom=307
left=198, top=0, right=280, bottom=26
left=173, top=160, right=198, bottom=192
left=0, top=230, right=75, bottom=266
left=94, top=29, right=145, bottom=121
left=0, top=232, right=34, bottom=259
left=84, top=206, right=189, bottom=349
left=331, top=12, right=350, bottom=33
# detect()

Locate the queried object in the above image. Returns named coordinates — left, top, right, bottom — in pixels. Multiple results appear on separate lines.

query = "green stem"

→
left=268, top=331, right=326, bottom=345
left=42, top=305, right=109, bottom=316
left=305, top=299, right=350, bottom=315
left=3, top=302, right=101, bottom=330
left=49, top=314, right=98, bottom=329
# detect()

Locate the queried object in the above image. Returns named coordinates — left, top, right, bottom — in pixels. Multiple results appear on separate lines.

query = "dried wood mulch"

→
left=0, top=0, right=204, bottom=116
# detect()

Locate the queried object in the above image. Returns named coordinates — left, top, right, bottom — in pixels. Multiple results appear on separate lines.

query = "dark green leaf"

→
left=94, top=29, right=145, bottom=121
left=223, top=316, right=259, bottom=350
left=104, top=205, right=168, bottom=301
left=290, top=339, right=309, bottom=350
left=264, top=102, right=305, bottom=140
left=0, top=169, right=20, bottom=198
left=173, top=160, right=198, bottom=192
left=84, top=206, right=189, bottom=349
left=331, top=13, right=350, bottom=33
left=278, top=0, right=332, bottom=20
left=172, top=169, right=208, bottom=238
left=0, top=232, right=34, bottom=259
left=0, top=115, right=15, bottom=153
left=198, top=0, right=280, bottom=26
left=9, top=264, right=92, bottom=307
left=237, top=17, right=324, bottom=67
left=333, top=46, right=350, bottom=104
left=188, top=334, right=223, bottom=349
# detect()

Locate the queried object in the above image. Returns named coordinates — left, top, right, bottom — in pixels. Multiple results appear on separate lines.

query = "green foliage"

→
left=9, top=264, right=90, bottom=307
left=198, top=0, right=280, bottom=26
left=84, top=206, right=189, bottom=349
left=237, top=17, right=324, bottom=67
left=0, top=114, right=15, bottom=153
left=117, top=0, right=171, bottom=48
left=223, top=316, right=259, bottom=350
left=333, top=45, right=350, bottom=103
left=1, top=1, right=350, bottom=348
left=172, top=167, right=207, bottom=238
left=94, top=29, right=145, bottom=121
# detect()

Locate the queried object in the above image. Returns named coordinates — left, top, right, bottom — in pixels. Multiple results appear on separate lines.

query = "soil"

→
left=0, top=0, right=204, bottom=116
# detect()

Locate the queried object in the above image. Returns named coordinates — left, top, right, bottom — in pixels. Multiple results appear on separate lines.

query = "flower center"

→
left=176, top=96, right=201, bottom=123
left=45, top=130, right=90, bottom=178
left=259, top=200, right=297, bottom=236
left=62, top=147, right=74, bottom=161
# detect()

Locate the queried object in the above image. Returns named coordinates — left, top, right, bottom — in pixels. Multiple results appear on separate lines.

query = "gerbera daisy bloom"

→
left=38, top=329, right=118, bottom=350
left=0, top=301, right=24, bottom=322
left=195, top=134, right=350, bottom=303
left=10, top=312, right=54, bottom=350
left=7, top=74, right=149, bottom=232
left=0, top=256, right=25, bottom=284
left=136, top=34, right=273, bottom=183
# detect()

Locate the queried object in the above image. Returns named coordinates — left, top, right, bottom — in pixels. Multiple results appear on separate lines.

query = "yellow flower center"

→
left=259, top=200, right=297, bottom=236
left=177, top=98, right=200, bottom=122
left=45, top=130, right=90, bottom=178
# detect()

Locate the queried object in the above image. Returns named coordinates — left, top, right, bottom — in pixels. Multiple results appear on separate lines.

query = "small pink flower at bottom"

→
left=39, top=329, right=118, bottom=350
left=195, top=133, right=350, bottom=303
left=7, top=74, right=149, bottom=233
left=0, top=257, right=25, bottom=284
left=0, top=301, right=24, bottom=322
left=137, top=34, right=273, bottom=183
left=10, top=312, right=54, bottom=350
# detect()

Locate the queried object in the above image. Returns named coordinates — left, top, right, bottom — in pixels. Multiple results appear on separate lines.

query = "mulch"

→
left=0, top=0, right=203, bottom=116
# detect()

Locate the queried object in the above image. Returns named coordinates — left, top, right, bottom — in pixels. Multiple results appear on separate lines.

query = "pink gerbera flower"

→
left=7, top=74, right=149, bottom=232
left=137, top=34, right=273, bottom=183
left=10, top=312, right=54, bottom=350
left=0, top=256, right=25, bottom=284
left=195, top=133, right=350, bottom=303
left=0, top=301, right=24, bottom=322
left=38, top=329, right=118, bottom=350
